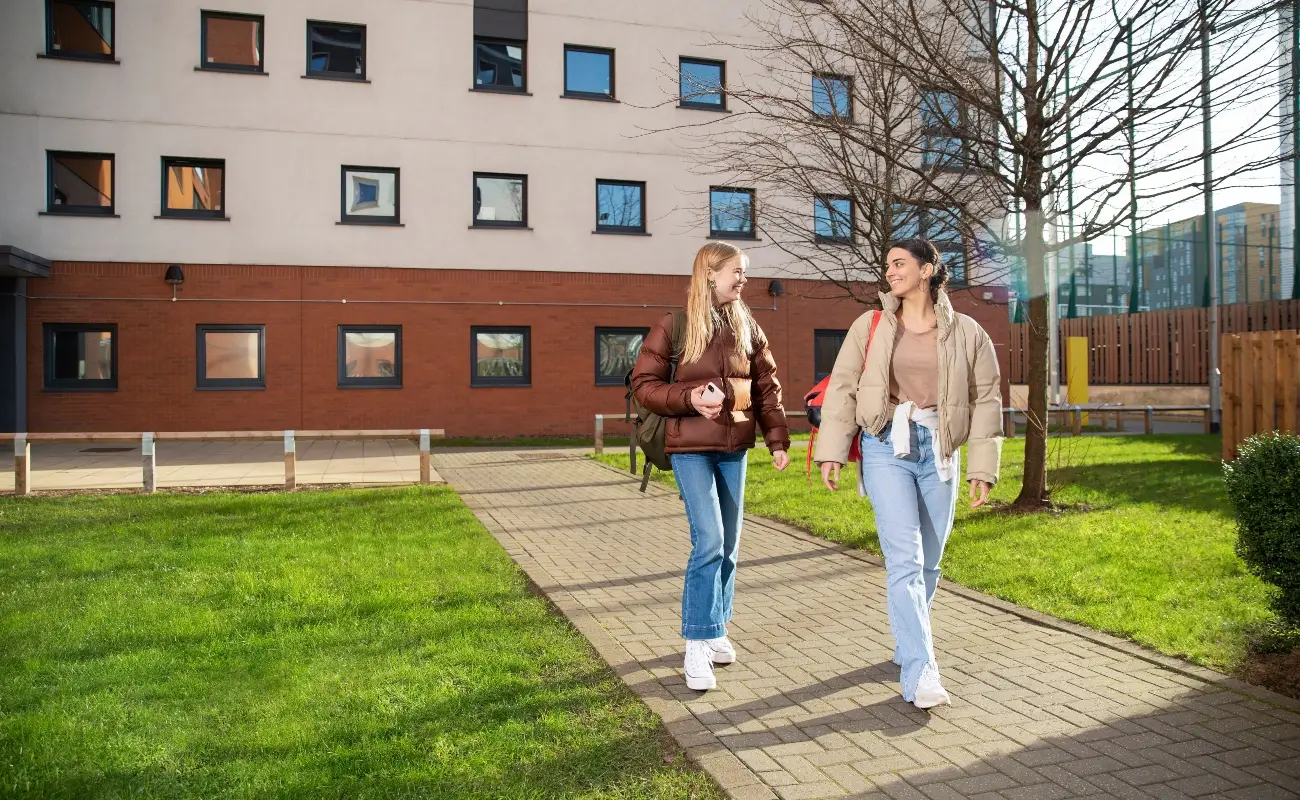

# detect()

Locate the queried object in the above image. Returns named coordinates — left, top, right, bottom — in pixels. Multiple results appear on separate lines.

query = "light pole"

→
left=1202, top=0, right=1220, bottom=430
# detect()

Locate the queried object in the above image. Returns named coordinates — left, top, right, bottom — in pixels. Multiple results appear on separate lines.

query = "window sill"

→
left=38, top=52, right=119, bottom=64
left=40, top=210, right=119, bottom=218
left=470, top=86, right=532, bottom=96
left=708, top=234, right=761, bottom=241
left=678, top=103, right=730, bottom=113
left=302, top=73, right=371, bottom=83
left=196, top=65, right=268, bottom=75
left=156, top=214, right=230, bottom=221
left=338, top=383, right=404, bottom=389
left=42, top=385, right=118, bottom=393
left=469, top=224, right=533, bottom=230
left=561, top=93, right=619, bottom=103
left=471, top=383, right=532, bottom=389
left=337, top=220, right=405, bottom=227
left=593, top=229, right=650, bottom=236
left=196, top=385, right=267, bottom=391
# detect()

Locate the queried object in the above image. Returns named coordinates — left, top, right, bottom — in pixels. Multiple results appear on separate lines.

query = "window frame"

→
left=472, top=172, right=529, bottom=229
left=594, top=179, right=646, bottom=234
left=812, top=72, right=852, bottom=120
left=563, top=44, right=615, bottom=100
left=678, top=57, right=727, bottom=111
left=196, top=324, right=266, bottom=390
left=305, top=19, right=367, bottom=81
left=200, top=10, right=265, bottom=74
left=160, top=156, right=227, bottom=220
left=44, top=0, right=116, bottom=62
left=473, top=36, right=528, bottom=93
left=594, top=326, right=649, bottom=386
left=813, top=329, right=847, bottom=383
left=894, top=203, right=969, bottom=286
left=919, top=89, right=967, bottom=171
left=42, top=323, right=118, bottom=391
left=470, top=326, right=531, bottom=388
left=337, top=325, right=402, bottom=388
left=339, top=165, right=401, bottom=226
left=46, top=150, right=115, bottom=216
left=709, top=186, right=757, bottom=239
left=813, top=194, right=854, bottom=244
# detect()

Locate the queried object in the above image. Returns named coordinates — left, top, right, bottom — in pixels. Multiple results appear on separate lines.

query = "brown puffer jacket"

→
left=631, top=311, right=790, bottom=455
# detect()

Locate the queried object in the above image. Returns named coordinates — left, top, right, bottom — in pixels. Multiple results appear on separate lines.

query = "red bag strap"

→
left=863, top=310, right=882, bottom=367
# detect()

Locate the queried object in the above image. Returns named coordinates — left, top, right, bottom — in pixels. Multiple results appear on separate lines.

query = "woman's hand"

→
left=771, top=449, right=789, bottom=471
left=689, top=384, right=723, bottom=420
left=820, top=461, right=842, bottom=491
left=969, top=479, right=992, bottom=509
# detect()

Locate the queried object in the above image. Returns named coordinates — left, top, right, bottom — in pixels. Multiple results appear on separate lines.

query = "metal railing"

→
left=3, top=429, right=445, bottom=496
left=1002, top=404, right=1212, bottom=437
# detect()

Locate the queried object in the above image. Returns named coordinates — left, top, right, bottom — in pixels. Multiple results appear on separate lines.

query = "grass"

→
left=595, top=436, right=1276, bottom=672
left=0, top=488, right=721, bottom=800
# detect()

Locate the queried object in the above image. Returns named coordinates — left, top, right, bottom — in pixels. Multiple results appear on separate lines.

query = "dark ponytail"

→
left=886, top=238, right=948, bottom=301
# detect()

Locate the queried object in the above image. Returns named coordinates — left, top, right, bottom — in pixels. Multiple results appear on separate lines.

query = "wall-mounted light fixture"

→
left=164, top=264, right=184, bottom=301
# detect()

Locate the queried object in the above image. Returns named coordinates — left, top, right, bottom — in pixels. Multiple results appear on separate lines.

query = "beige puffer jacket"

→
left=812, top=289, right=1003, bottom=485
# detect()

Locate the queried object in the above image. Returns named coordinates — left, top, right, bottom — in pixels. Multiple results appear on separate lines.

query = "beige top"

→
left=889, top=323, right=939, bottom=409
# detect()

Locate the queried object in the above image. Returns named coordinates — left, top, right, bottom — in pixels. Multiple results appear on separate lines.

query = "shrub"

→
left=1223, top=432, right=1300, bottom=626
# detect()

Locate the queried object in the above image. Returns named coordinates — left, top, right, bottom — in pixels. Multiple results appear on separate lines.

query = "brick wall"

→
left=27, top=262, right=1010, bottom=436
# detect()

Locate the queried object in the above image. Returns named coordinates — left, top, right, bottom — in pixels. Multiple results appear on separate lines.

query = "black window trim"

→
left=339, top=165, right=401, bottom=226
left=160, top=156, right=227, bottom=220
left=196, top=324, right=266, bottom=390
left=472, top=172, right=529, bottom=228
left=594, top=179, right=646, bottom=234
left=814, top=193, right=854, bottom=244
left=473, top=36, right=528, bottom=94
left=812, top=71, right=853, bottom=120
left=563, top=43, right=615, bottom=100
left=305, top=19, right=367, bottom=82
left=200, top=10, right=266, bottom=74
left=813, top=328, right=848, bottom=383
left=471, top=325, right=531, bottom=388
left=898, top=202, right=969, bottom=285
left=679, top=56, right=727, bottom=110
left=337, top=325, right=403, bottom=388
left=919, top=88, right=968, bottom=172
left=594, top=326, right=649, bottom=386
left=46, top=150, right=116, bottom=216
left=709, top=185, right=757, bottom=239
left=44, top=0, right=116, bottom=62
left=42, top=322, right=118, bottom=392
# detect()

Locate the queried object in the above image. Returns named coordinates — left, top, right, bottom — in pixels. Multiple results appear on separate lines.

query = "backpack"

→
left=803, top=310, right=882, bottom=475
left=624, top=310, right=688, bottom=493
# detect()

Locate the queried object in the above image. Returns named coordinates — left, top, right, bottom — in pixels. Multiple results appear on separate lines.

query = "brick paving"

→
left=432, top=450, right=1300, bottom=800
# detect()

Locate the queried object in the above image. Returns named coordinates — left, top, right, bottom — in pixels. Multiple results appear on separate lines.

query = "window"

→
left=475, top=37, right=526, bottom=91
left=812, top=73, right=851, bottom=119
left=340, top=166, right=400, bottom=225
left=813, top=330, right=846, bottom=382
left=161, top=158, right=226, bottom=219
left=43, top=324, right=117, bottom=391
left=564, top=45, right=614, bottom=99
left=46, top=151, right=114, bottom=215
left=595, top=180, right=645, bottom=233
left=920, top=91, right=965, bottom=169
left=814, top=195, right=853, bottom=243
left=471, top=326, right=530, bottom=387
left=893, top=203, right=968, bottom=284
left=306, top=20, right=365, bottom=80
left=45, top=0, right=114, bottom=61
left=596, top=327, right=648, bottom=386
left=197, top=325, right=265, bottom=389
left=338, top=326, right=401, bottom=388
left=473, top=173, right=527, bottom=227
left=680, top=58, right=725, bottom=110
left=201, top=11, right=263, bottom=73
left=710, top=187, right=756, bottom=239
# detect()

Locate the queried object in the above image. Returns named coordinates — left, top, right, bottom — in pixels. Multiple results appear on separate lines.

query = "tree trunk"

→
left=1016, top=204, right=1051, bottom=507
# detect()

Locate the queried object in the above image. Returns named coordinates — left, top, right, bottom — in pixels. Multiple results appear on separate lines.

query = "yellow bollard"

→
left=1067, top=337, right=1089, bottom=425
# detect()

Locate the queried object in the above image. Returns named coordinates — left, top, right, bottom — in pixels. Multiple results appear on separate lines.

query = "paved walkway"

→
left=432, top=449, right=1300, bottom=800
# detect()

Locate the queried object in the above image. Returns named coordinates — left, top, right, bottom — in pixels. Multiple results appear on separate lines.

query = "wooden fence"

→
left=1010, top=299, right=1300, bottom=385
left=1222, top=332, right=1300, bottom=460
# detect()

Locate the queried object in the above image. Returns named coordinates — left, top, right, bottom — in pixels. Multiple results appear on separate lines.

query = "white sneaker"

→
left=684, top=640, right=717, bottom=691
left=913, top=663, right=951, bottom=709
left=705, top=636, right=736, bottom=664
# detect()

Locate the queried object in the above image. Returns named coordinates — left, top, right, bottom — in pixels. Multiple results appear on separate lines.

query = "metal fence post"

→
left=1144, top=406, right=1154, bottom=435
left=594, top=415, right=604, bottom=454
left=419, top=429, right=431, bottom=484
left=142, top=432, right=156, bottom=493
left=14, top=433, right=29, bottom=496
left=1004, top=409, right=1015, bottom=438
left=284, top=430, right=296, bottom=490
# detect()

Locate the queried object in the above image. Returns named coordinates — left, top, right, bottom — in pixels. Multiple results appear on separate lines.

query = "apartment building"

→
left=0, top=0, right=1009, bottom=436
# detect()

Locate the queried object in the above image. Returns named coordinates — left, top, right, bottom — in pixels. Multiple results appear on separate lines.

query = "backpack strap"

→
left=668, top=310, right=687, bottom=382
left=640, top=462, right=653, bottom=492
left=864, top=310, right=882, bottom=366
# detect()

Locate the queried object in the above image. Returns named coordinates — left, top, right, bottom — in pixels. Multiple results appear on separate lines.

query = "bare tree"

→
left=669, top=0, right=1279, bottom=507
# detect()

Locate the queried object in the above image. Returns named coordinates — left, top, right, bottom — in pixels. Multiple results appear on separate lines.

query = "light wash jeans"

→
left=858, top=421, right=959, bottom=701
left=671, top=450, right=748, bottom=641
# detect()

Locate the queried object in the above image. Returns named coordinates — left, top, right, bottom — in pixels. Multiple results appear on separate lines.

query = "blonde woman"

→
left=631, top=242, right=791, bottom=691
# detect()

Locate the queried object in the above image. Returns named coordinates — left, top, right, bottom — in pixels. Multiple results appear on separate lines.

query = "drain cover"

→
left=81, top=447, right=137, bottom=453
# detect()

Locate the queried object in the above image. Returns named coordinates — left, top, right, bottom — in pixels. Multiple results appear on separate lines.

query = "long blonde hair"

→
left=682, top=242, right=756, bottom=373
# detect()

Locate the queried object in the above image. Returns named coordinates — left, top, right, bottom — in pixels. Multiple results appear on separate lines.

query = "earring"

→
left=709, top=280, right=716, bottom=288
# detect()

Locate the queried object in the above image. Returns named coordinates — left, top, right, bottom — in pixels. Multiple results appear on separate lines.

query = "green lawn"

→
left=596, top=436, right=1275, bottom=671
left=0, top=489, right=721, bottom=800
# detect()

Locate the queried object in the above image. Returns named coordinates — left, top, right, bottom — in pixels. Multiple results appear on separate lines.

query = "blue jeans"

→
left=858, top=422, right=959, bottom=701
left=671, top=450, right=748, bottom=641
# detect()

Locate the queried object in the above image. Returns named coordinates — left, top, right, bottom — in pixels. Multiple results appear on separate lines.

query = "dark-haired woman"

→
left=813, top=239, right=1003, bottom=709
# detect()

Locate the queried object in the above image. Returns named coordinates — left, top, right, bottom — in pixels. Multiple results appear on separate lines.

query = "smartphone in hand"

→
left=701, top=382, right=724, bottom=404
